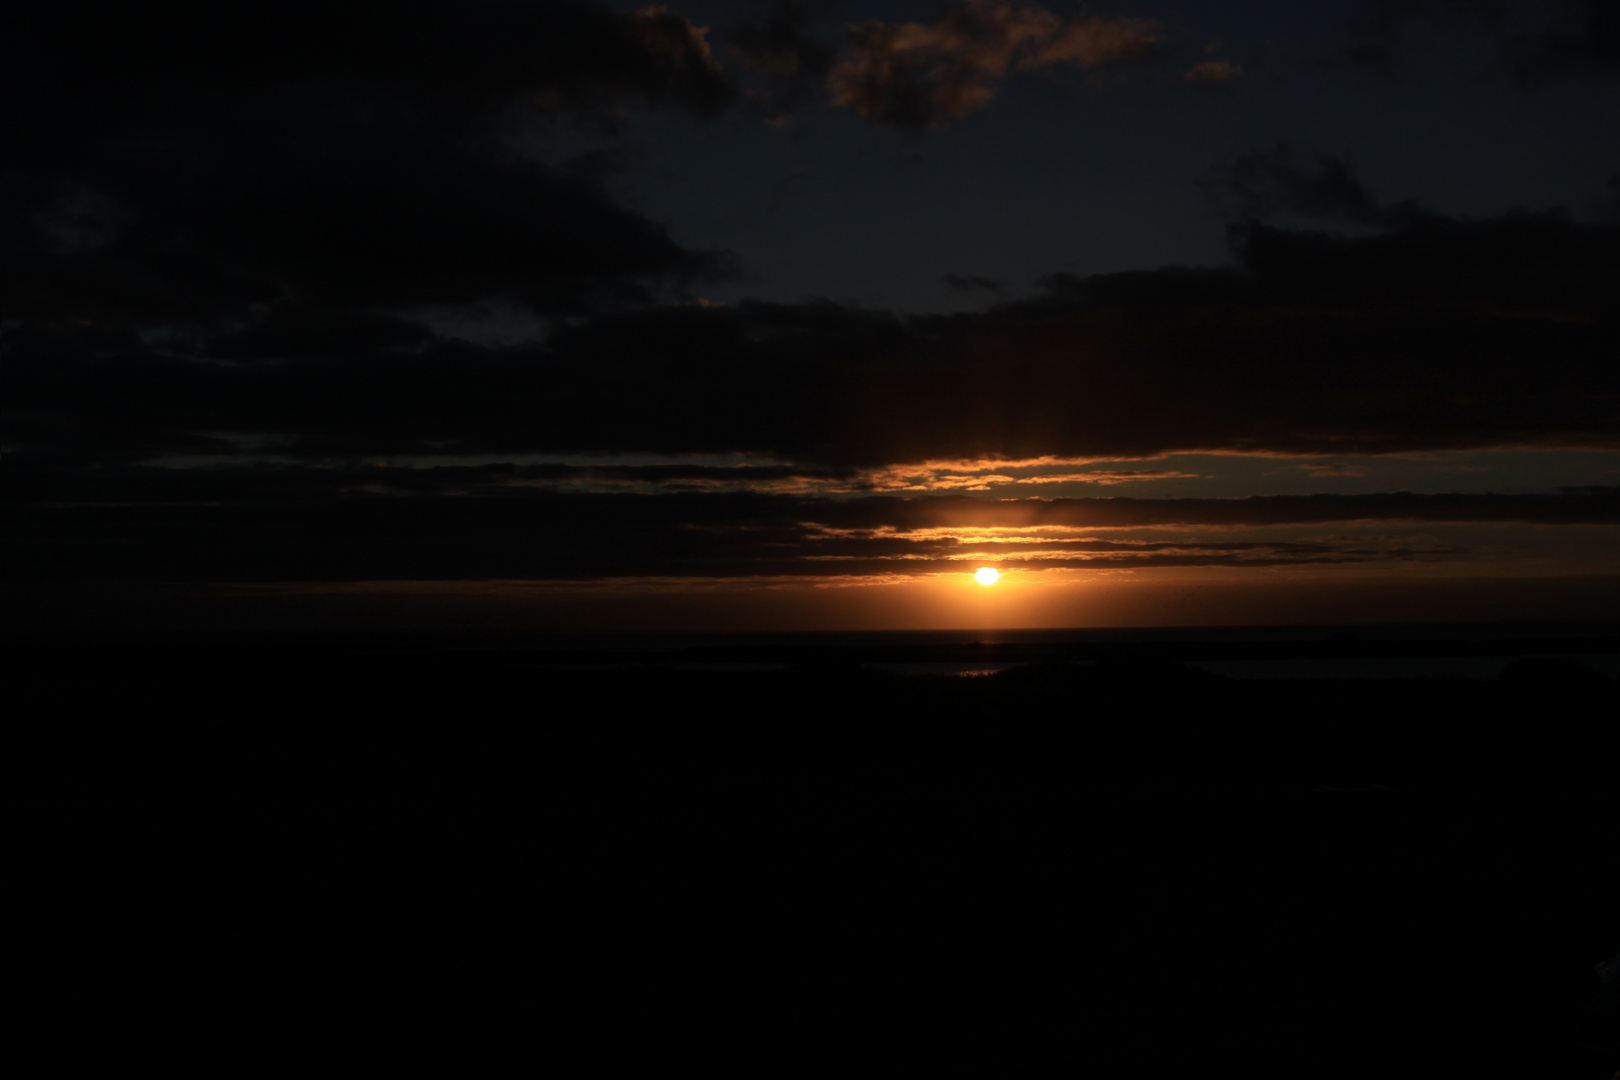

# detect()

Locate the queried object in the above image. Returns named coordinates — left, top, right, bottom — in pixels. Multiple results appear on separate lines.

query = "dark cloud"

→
left=827, top=2, right=1157, bottom=129
left=1199, top=145, right=1620, bottom=308
left=1204, top=144, right=1394, bottom=226
left=10, top=460, right=1616, bottom=524
left=4, top=126, right=723, bottom=322
left=4, top=0, right=731, bottom=156
left=0, top=460, right=856, bottom=506
left=1, top=0, right=733, bottom=324
left=1226, top=209, right=1620, bottom=307
left=870, top=487, right=1620, bottom=529
left=1512, top=0, right=1620, bottom=79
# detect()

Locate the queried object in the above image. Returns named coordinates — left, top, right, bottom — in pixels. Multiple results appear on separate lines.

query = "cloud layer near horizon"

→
left=7, top=475, right=1617, bottom=582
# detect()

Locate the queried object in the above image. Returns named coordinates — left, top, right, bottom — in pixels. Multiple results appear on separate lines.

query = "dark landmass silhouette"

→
left=13, top=640, right=1618, bottom=1075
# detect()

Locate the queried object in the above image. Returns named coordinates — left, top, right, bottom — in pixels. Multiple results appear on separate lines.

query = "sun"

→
left=974, top=567, right=1000, bottom=586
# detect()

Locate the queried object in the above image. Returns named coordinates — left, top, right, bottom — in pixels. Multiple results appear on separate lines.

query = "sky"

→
left=4, top=0, right=1618, bottom=633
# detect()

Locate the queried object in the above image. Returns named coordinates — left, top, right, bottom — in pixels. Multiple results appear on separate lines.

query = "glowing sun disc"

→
left=974, top=567, right=1000, bottom=586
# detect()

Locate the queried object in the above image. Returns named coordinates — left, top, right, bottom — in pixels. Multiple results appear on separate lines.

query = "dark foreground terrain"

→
left=13, top=647, right=1619, bottom=1075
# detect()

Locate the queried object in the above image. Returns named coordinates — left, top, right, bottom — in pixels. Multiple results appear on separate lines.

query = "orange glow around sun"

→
left=974, top=567, right=1001, bottom=585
